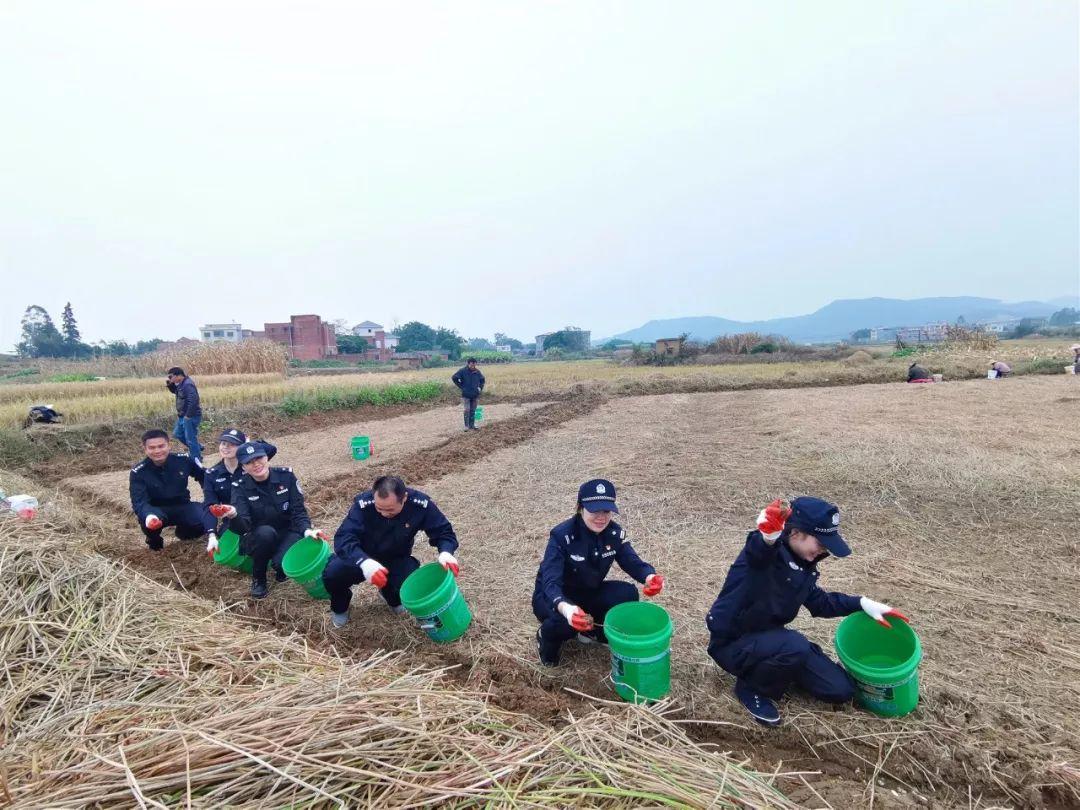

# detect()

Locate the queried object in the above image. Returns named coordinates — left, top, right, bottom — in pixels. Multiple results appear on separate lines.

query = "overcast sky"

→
left=2, top=1, right=1077, bottom=349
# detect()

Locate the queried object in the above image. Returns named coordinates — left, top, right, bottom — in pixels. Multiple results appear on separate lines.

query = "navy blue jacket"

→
left=175, top=376, right=202, bottom=418
left=332, top=488, right=458, bottom=566
left=202, top=442, right=278, bottom=506
left=451, top=366, right=485, bottom=398
left=706, top=530, right=861, bottom=644
left=230, top=467, right=310, bottom=536
left=533, top=516, right=655, bottom=611
left=129, top=453, right=205, bottom=522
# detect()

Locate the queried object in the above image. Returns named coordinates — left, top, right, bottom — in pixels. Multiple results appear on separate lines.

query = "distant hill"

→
left=605, top=296, right=1075, bottom=344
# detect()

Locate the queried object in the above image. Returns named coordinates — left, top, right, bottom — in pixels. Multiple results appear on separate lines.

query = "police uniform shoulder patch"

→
left=410, top=496, right=430, bottom=508
left=131, top=461, right=145, bottom=473
left=175, top=452, right=189, bottom=458
left=357, top=496, right=373, bottom=509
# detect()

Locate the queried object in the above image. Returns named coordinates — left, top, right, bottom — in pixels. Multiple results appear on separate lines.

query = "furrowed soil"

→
left=53, top=376, right=1080, bottom=808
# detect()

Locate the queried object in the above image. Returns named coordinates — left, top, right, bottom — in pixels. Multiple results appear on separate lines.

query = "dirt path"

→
left=61, top=401, right=548, bottom=512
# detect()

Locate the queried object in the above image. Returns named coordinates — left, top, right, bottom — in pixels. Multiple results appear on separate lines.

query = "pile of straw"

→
left=0, top=486, right=798, bottom=808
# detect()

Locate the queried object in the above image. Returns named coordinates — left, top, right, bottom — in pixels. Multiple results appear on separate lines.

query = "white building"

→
left=352, top=321, right=399, bottom=351
left=200, top=323, right=244, bottom=343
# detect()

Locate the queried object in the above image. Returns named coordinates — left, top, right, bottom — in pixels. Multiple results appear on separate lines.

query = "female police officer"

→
left=229, top=441, right=323, bottom=598
left=533, top=479, right=665, bottom=666
left=706, top=497, right=908, bottom=726
left=202, top=428, right=277, bottom=557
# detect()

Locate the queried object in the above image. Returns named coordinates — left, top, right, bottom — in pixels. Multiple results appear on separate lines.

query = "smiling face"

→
left=219, top=441, right=238, bottom=460
left=242, top=455, right=270, bottom=481
left=580, top=508, right=614, bottom=533
left=374, top=491, right=406, bottom=518
left=788, top=528, right=828, bottom=562
left=144, top=436, right=170, bottom=465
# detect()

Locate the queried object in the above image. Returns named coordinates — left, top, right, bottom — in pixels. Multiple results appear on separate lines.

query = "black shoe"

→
left=536, top=628, right=560, bottom=667
left=734, top=680, right=781, bottom=727
left=250, top=580, right=269, bottom=599
left=146, top=537, right=164, bottom=551
left=274, top=568, right=288, bottom=583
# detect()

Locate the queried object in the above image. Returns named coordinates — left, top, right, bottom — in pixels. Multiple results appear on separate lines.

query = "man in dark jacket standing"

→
left=706, top=497, right=908, bottom=727
left=451, top=358, right=485, bottom=431
left=166, top=367, right=203, bottom=461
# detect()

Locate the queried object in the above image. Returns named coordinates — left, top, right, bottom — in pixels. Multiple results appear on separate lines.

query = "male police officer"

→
left=451, top=357, right=485, bottom=431
left=532, top=479, right=664, bottom=666
left=129, top=429, right=213, bottom=550
left=322, top=475, right=460, bottom=628
left=706, top=497, right=908, bottom=726
left=202, top=428, right=277, bottom=557
left=230, top=441, right=320, bottom=599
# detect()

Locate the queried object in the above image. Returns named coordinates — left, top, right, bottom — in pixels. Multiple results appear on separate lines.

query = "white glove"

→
left=359, top=557, right=389, bottom=588
left=145, top=514, right=162, bottom=530
left=437, top=551, right=460, bottom=575
left=557, top=601, right=594, bottom=631
left=860, top=596, right=910, bottom=628
left=557, top=602, right=579, bottom=623
left=206, top=532, right=219, bottom=557
left=304, top=528, right=328, bottom=541
left=221, top=505, right=237, bottom=518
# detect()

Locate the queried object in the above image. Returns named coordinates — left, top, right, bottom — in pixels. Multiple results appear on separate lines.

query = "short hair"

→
left=142, top=429, right=169, bottom=444
left=167, top=367, right=185, bottom=377
left=466, top=357, right=477, bottom=363
left=372, top=475, right=407, bottom=500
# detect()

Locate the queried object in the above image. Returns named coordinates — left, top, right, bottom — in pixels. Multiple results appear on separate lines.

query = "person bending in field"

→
left=906, top=362, right=932, bottom=383
left=129, top=429, right=214, bottom=551
left=706, top=497, right=908, bottom=727
left=533, top=479, right=665, bottom=666
left=202, top=428, right=277, bottom=558
left=322, top=475, right=460, bottom=628
left=230, top=441, right=324, bottom=599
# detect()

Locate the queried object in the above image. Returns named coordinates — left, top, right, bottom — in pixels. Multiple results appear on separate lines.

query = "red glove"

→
left=304, top=528, right=329, bottom=542
left=360, top=558, right=389, bottom=589
left=145, top=515, right=163, bottom=531
left=756, top=499, right=790, bottom=538
left=860, top=597, right=911, bottom=628
left=570, top=609, right=594, bottom=632
left=208, top=504, right=235, bottom=519
left=643, top=573, right=664, bottom=597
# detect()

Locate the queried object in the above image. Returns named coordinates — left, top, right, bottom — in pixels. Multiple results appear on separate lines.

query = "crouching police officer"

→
left=202, top=428, right=277, bottom=557
left=129, top=429, right=214, bottom=550
left=230, top=441, right=320, bottom=599
left=533, top=479, right=665, bottom=666
left=706, top=497, right=909, bottom=727
left=322, top=475, right=460, bottom=628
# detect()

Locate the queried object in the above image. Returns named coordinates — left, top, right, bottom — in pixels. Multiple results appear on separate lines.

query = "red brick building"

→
left=258, top=314, right=337, bottom=360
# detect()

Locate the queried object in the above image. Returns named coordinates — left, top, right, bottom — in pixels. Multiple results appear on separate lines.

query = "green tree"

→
left=337, top=335, right=369, bottom=354
left=16, top=305, right=66, bottom=358
left=467, top=337, right=494, bottom=350
left=61, top=302, right=81, bottom=342
left=436, top=326, right=465, bottom=360
left=1049, top=307, right=1079, bottom=326
left=494, top=332, right=523, bottom=351
left=134, top=339, right=164, bottom=354
left=396, top=321, right=438, bottom=352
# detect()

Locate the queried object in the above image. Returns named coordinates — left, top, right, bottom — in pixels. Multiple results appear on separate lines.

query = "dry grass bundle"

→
left=0, top=480, right=798, bottom=808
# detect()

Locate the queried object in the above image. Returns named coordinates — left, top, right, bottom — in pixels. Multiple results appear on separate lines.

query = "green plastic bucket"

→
left=474, top=406, right=484, bottom=423
left=350, top=436, right=372, bottom=460
left=212, top=530, right=253, bottom=574
left=835, top=613, right=922, bottom=717
left=604, top=601, right=674, bottom=703
left=281, top=537, right=332, bottom=600
left=399, top=562, right=472, bottom=643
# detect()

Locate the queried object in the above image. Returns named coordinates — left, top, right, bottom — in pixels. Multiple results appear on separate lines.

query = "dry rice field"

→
left=7, top=374, right=1080, bottom=807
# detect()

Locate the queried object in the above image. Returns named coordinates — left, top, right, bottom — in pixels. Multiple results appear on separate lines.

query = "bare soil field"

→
left=61, top=401, right=547, bottom=511
left=17, top=374, right=1080, bottom=806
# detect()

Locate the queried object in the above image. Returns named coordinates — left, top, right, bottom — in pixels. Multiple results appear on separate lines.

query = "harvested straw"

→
left=0, top=483, right=798, bottom=808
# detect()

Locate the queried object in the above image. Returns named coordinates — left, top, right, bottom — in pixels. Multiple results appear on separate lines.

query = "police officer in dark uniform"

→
left=230, top=441, right=316, bottom=599
left=533, top=479, right=665, bottom=666
left=706, top=497, right=909, bottom=726
left=322, top=475, right=460, bottom=628
left=202, top=428, right=277, bottom=557
left=129, top=429, right=213, bottom=550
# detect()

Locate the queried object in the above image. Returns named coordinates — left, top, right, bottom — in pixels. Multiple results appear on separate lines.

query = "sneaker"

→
left=331, top=610, right=349, bottom=628
left=470, top=425, right=480, bottom=431
left=536, top=628, right=560, bottom=667
left=734, top=680, right=781, bottom=727
left=250, top=580, right=269, bottom=599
